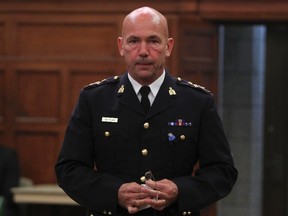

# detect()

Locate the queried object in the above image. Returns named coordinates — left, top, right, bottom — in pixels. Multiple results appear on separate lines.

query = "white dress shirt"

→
left=128, top=71, right=165, bottom=106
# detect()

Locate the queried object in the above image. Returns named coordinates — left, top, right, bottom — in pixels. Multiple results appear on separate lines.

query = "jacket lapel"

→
left=118, top=74, right=145, bottom=115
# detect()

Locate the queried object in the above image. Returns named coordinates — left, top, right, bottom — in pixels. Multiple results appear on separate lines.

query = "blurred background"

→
left=0, top=0, right=287, bottom=216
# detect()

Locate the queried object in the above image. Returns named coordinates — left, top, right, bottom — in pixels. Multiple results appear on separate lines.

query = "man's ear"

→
left=165, top=38, right=174, bottom=57
left=117, top=37, right=124, bottom=56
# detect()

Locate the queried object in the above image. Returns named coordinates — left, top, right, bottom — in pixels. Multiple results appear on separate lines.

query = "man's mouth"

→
left=136, top=61, right=153, bottom=66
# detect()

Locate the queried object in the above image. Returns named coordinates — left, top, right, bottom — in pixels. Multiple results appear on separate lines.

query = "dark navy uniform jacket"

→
left=55, top=71, right=237, bottom=216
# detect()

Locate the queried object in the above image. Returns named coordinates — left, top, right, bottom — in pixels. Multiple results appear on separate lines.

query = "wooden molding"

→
left=199, top=1, right=288, bottom=21
left=1, top=1, right=288, bottom=21
left=0, top=1, right=198, bottom=15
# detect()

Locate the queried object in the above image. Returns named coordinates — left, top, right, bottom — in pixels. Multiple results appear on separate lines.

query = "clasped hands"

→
left=118, top=179, right=178, bottom=214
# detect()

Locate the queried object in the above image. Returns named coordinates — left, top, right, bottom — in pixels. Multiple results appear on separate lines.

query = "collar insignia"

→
left=118, top=85, right=125, bottom=94
left=169, top=87, right=176, bottom=96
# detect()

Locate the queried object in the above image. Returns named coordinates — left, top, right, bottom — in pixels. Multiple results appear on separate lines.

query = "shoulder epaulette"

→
left=176, top=77, right=211, bottom=94
left=84, top=76, right=120, bottom=90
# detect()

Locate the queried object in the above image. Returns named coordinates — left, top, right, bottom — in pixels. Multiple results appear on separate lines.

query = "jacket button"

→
left=143, top=122, right=149, bottom=129
left=140, top=176, right=146, bottom=182
left=180, top=135, right=186, bottom=140
left=142, top=149, right=148, bottom=156
left=105, top=131, right=110, bottom=137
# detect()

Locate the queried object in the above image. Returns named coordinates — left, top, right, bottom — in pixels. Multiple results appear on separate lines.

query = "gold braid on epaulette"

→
left=176, top=77, right=211, bottom=94
left=84, top=76, right=120, bottom=90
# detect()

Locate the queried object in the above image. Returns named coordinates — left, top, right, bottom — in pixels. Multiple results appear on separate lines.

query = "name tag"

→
left=102, top=117, right=118, bottom=123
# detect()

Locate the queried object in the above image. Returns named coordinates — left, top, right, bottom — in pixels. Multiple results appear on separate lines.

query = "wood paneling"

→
left=199, top=1, right=288, bottom=21
left=179, top=18, right=218, bottom=96
left=0, top=23, right=4, bottom=55
left=16, top=22, right=118, bottom=58
left=0, top=1, right=198, bottom=14
left=16, top=132, right=59, bottom=183
left=0, top=70, right=4, bottom=123
left=15, top=70, right=61, bottom=123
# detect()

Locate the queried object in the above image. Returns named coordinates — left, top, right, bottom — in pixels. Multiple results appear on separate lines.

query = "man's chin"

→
left=136, top=70, right=154, bottom=79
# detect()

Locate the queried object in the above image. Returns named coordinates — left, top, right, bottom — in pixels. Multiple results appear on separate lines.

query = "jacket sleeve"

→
left=172, top=95, right=238, bottom=213
left=55, top=90, right=125, bottom=215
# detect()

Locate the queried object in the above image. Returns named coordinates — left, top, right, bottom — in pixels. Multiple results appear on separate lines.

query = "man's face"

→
left=118, top=12, right=174, bottom=85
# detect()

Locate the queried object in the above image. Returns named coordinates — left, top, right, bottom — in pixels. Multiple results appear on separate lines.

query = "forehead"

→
left=123, top=14, right=166, bottom=39
left=129, top=8, right=161, bottom=25
left=125, top=23, right=163, bottom=38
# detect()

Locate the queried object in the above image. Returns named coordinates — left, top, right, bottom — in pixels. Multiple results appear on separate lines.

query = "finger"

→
left=145, top=179, right=157, bottom=190
left=158, top=199, right=166, bottom=210
left=149, top=198, right=166, bottom=211
left=139, top=192, right=150, bottom=200
left=157, top=199, right=166, bottom=207
left=127, top=206, right=138, bottom=214
left=162, top=199, right=166, bottom=207
left=142, top=186, right=158, bottom=199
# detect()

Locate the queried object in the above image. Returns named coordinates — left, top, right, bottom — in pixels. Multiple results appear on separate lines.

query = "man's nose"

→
left=139, top=42, right=149, bottom=57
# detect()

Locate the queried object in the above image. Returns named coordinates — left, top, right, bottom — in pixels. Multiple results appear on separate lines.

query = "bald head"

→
left=122, top=7, right=169, bottom=38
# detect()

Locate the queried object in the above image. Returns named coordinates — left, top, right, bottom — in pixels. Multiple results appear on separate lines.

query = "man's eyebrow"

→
left=125, top=35, right=162, bottom=41
left=126, top=35, right=139, bottom=40
left=148, top=35, right=162, bottom=41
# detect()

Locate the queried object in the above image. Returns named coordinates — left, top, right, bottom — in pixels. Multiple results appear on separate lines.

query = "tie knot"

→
left=139, top=86, right=150, bottom=97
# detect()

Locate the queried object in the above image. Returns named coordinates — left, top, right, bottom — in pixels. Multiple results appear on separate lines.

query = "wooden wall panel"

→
left=16, top=22, right=118, bottom=58
left=0, top=70, right=4, bottom=123
left=0, top=23, right=4, bottom=55
left=15, top=70, right=61, bottom=123
left=199, top=1, right=288, bottom=21
left=179, top=19, right=218, bottom=96
left=16, top=132, right=59, bottom=184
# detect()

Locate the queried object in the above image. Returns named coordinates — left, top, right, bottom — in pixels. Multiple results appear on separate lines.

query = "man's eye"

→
left=128, top=40, right=138, bottom=44
left=149, top=39, right=160, bottom=45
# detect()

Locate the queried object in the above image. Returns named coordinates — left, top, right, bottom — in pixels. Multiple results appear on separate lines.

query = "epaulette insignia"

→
left=188, top=82, right=210, bottom=93
left=84, top=75, right=120, bottom=90
left=177, top=77, right=210, bottom=94
left=83, top=81, right=101, bottom=90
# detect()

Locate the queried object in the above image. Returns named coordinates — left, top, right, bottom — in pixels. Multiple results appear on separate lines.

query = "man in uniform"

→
left=55, top=6, right=237, bottom=216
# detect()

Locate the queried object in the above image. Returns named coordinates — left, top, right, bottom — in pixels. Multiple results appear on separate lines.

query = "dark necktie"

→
left=139, top=86, right=151, bottom=113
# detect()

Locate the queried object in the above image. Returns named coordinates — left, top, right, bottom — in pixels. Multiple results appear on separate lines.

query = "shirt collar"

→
left=128, top=70, right=166, bottom=98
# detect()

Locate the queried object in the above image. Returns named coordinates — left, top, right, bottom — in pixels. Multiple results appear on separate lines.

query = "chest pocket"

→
left=93, top=123, right=129, bottom=169
left=161, top=126, right=199, bottom=173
